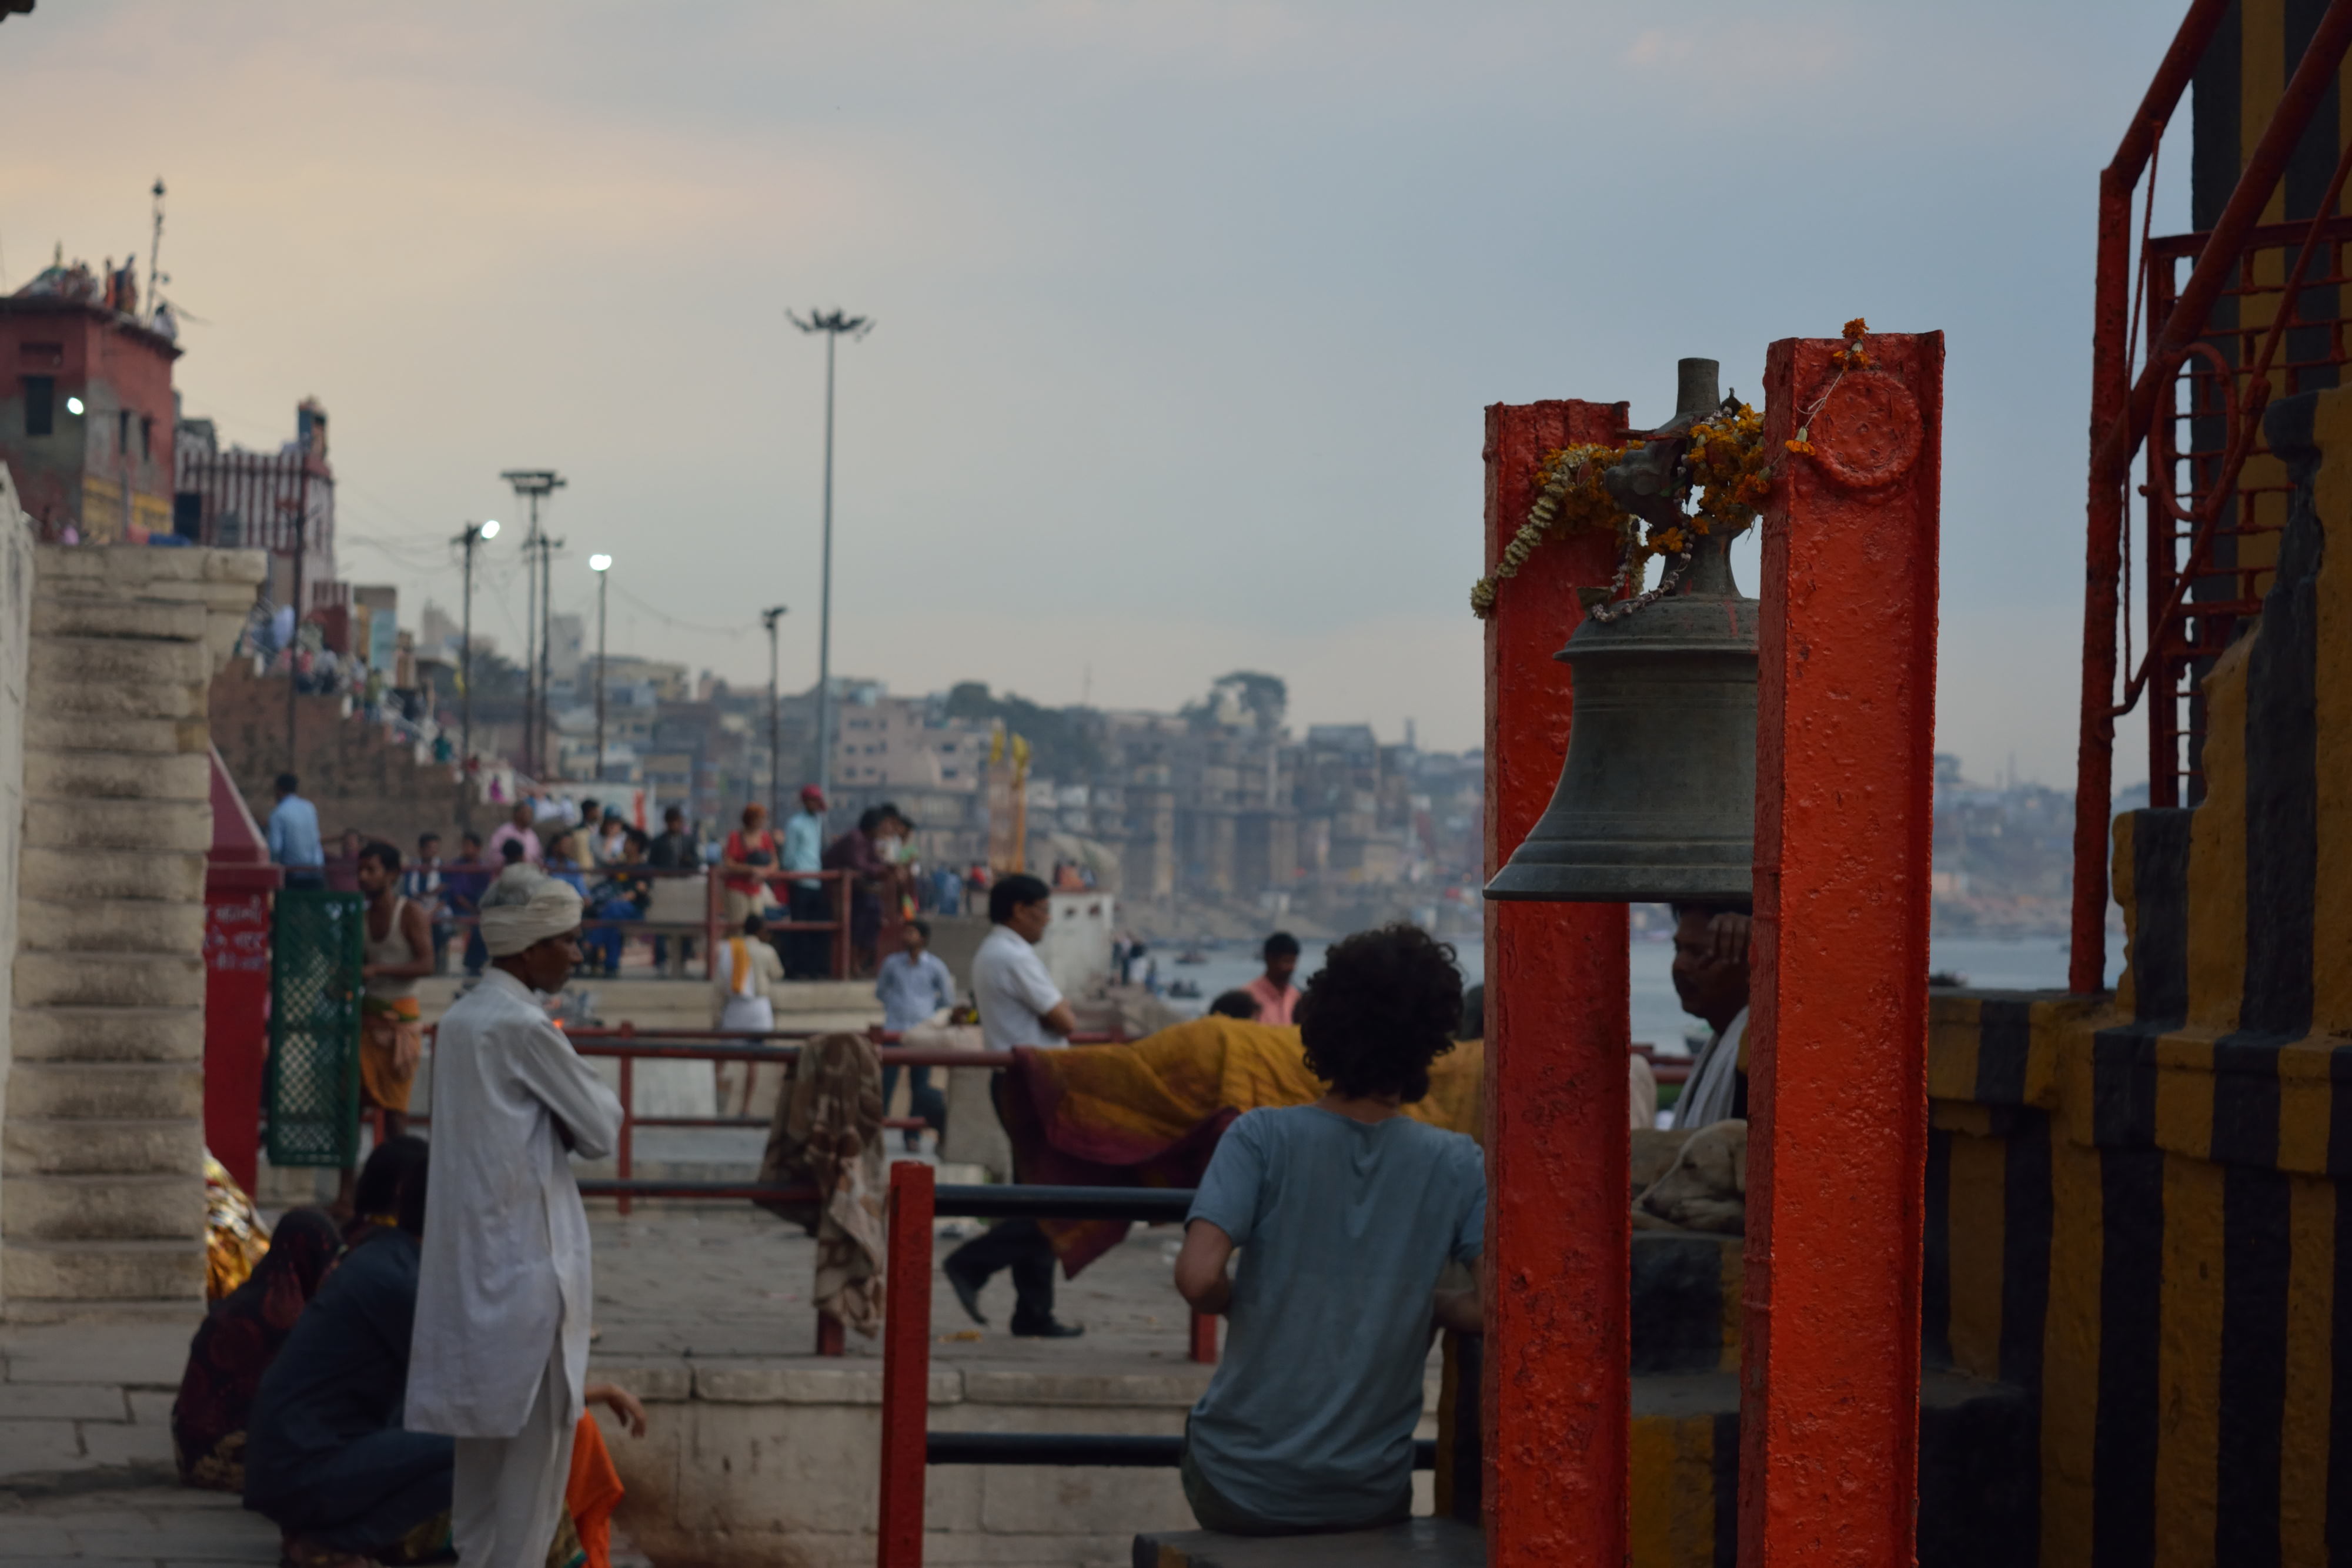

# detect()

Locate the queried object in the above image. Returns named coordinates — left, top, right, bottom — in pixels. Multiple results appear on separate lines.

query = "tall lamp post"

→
left=500, top=469, right=566, bottom=776
left=453, top=518, right=499, bottom=827
left=762, top=605, right=789, bottom=825
left=787, top=308, right=872, bottom=806
left=590, top=553, right=613, bottom=783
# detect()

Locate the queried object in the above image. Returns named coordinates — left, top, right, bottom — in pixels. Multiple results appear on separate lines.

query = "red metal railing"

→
left=2072, top=0, right=2352, bottom=991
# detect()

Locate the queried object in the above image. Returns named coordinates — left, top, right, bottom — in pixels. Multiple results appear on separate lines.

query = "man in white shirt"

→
left=1670, top=902, right=1750, bottom=1131
left=943, top=874, right=1082, bottom=1338
left=406, top=873, right=623, bottom=1566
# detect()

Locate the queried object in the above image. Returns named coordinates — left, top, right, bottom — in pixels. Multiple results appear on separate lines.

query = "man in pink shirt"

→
left=486, top=800, right=544, bottom=867
left=1241, top=932, right=1302, bottom=1026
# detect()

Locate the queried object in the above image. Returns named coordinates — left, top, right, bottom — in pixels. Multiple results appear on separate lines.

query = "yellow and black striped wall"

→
left=1921, top=380, right=2352, bottom=1566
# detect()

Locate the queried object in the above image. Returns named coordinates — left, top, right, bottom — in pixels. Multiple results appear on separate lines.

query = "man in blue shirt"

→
left=781, top=784, right=828, bottom=977
left=1172, top=923, right=1485, bottom=1535
left=267, top=773, right=325, bottom=890
left=875, top=919, right=956, bottom=1151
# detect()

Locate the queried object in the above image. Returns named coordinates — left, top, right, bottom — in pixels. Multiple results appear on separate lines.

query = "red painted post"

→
left=817, top=1312, right=847, bottom=1357
left=616, top=1055, right=634, bottom=1218
left=1480, top=399, right=1633, bottom=1566
left=1188, top=1310, right=1218, bottom=1364
left=705, top=864, right=721, bottom=982
left=833, top=872, right=853, bottom=981
left=1746, top=332, right=1942, bottom=1564
left=877, top=1161, right=936, bottom=1568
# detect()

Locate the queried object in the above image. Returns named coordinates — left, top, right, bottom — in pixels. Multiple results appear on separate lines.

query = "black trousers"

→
left=946, top=1218, right=1057, bottom=1328
left=786, top=883, right=831, bottom=977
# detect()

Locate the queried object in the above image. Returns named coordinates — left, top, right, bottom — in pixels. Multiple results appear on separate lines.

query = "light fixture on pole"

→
left=452, top=519, right=499, bottom=828
left=761, top=606, right=789, bottom=825
left=787, top=307, right=872, bottom=806
left=500, top=469, right=566, bottom=777
left=589, top=553, right=613, bottom=783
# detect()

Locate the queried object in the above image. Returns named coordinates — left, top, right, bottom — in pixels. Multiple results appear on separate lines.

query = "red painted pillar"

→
left=1745, top=332, right=1942, bottom=1566
left=1481, top=398, right=1632, bottom=1566
left=877, top=1159, right=936, bottom=1568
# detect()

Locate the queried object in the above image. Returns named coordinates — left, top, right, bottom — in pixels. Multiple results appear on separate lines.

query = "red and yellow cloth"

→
left=995, top=1015, right=1484, bottom=1275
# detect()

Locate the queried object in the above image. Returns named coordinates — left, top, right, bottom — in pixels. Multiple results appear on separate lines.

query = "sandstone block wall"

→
left=1, top=540, right=265, bottom=1312
left=209, top=658, right=463, bottom=853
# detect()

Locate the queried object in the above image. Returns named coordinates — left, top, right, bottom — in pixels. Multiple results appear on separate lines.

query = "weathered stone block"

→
left=690, top=1362, right=964, bottom=1406
left=24, top=750, right=211, bottom=801
left=20, top=849, right=206, bottom=903
left=960, top=1367, right=1211, bottom=1409
left=21, top=713, right=209, bottom=757
left=26, top=678, right=205, bottom=721
left=29, top=637, right=210, bottom=688
left=674, top=1400, right=880, bottom=1535
left=15, top=898, right=208, bottom=955
left=29, top=599, right=211, bottom=643
left=0, top=1383, right=128, bottom=1420
left=34, top=544, right=266, bottom=587
left=0, top=1238, right=206, bottom=1300
left=2, top=1172, right=205, bottom=1241
left=2, top=1116, right=203, bottom=1177
left=5, top=1061, right=203, bottom=1121
left=23, top=800, right=212, bottom=854
left=10, top=1006, right=204, bottom=1062
left=586, top=1358, right=695, bottom=1404
left=12, top=952, right=205, bottom=1010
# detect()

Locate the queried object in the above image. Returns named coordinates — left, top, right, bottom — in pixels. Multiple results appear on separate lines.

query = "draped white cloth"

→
left=407, top=968, right=622, bottom=1440
left=1676, top=1005, right=1749, bottom=1132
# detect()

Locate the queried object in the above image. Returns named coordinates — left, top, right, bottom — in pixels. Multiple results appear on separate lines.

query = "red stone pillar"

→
left=1481, top=398, right=1633, bottom=1565
left=1745, top=333, right=1942, bottom=1564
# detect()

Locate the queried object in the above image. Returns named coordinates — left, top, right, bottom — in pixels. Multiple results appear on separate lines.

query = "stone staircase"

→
left=1, top=546, right=265, bottom=1313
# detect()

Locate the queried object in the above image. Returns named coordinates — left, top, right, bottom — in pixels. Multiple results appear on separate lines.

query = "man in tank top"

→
left=348, top=842, right=436, bottom=1210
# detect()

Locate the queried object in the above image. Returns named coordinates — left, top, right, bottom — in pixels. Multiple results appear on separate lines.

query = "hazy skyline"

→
left=2, top=2, right=2192, bottom=784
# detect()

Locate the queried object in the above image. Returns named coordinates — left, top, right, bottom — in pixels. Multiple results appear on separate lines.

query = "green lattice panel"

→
left=267, top=888, right=364, bottom=1168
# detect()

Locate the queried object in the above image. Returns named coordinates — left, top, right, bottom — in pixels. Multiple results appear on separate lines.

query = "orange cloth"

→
left=358, top=1011, right=421, bottom=1113
left=567, top=1412, right=625, bottom=1568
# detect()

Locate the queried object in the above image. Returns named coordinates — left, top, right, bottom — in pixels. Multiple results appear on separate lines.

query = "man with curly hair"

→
left=1172, top=923, right=1486, bottom=1535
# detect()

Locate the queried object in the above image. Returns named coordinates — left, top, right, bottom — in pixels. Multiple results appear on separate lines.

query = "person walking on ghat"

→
left=344, top=842, right=434, bottom=1211
left=267, top=774, right=324, bottom=890
left=406, top=875, right=623, bottom=1567
left=943, top=874, right=1084, bottom=1339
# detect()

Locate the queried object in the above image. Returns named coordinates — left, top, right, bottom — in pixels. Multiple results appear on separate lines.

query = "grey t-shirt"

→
left=1184, top=1105, right=1486, bottom=1527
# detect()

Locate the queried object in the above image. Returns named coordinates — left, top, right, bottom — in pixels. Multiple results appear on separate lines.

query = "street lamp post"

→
left=762, top=605, right=789, bottom=825
left=787, top=308, right=872, bottom=807
left=500, top=469, right=566, bottom=776
left=453, top=518, right=499, bottom=827
left=590, top=554, right=613, bottom=783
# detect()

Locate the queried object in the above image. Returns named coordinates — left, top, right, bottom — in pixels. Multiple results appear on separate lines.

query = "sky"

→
left=0, top=1, right=2197, bottom=784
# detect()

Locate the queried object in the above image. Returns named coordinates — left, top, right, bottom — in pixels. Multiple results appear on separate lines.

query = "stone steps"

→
left=22, top=748, right=211, bottom=801
left=4, top=1062, right=201, bottom=1122
left=15, top=898, right=206, bottom=955
left=2, top=1236, right=209, bottom=1302
left=12, top=952, right=205, bottom=1011
left=1, top=1172, right=205, bottom=1242
left=21, top=847, right=206, bottom=902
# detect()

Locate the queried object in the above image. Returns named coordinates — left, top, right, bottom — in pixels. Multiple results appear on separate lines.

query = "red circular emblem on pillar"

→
left=1808, top=370, right=1922, bottom=490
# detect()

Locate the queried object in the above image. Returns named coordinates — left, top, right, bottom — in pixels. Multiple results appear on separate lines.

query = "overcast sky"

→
left=2, top=2, right=2194, bottom=784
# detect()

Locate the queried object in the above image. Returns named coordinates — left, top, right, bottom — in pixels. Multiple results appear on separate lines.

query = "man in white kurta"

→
left=407, top=874, right=623, bottom=1566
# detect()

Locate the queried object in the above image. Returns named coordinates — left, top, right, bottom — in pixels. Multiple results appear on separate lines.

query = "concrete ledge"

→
left=12, top=953, right=205, bottom=1011
left=10, top=1007, right=203, bottom=1063
left=2, top=1117, right=203, bottom=1178
left=690, top=1361, right=966, bottom=1406
left=4, top=1062, right=203, bottom=1122
left=14, top=900, right=207, bottom=956
left=21, top=850, right=206, bottom=904
left=0, top=1239, right=205, bottom=1303
left=23, top=750, right=212, bottom=802
left=961, top=1368, right=1212, bottom=1408
left=2, top=1172, right=205, bottom=1241
left=34, top=546, right=268, bottom=587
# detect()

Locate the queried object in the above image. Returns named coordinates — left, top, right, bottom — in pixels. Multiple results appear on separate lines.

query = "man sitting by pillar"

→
left=1171, top=924, right=1486, bottom=1536
left=1671, top=901, right=1750, bottom=1129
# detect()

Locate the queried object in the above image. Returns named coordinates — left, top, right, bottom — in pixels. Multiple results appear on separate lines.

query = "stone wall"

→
left=209, top=657, right=464, bottom=853
left=1, top=541, right=265, bottom=1311
left=0, top=476, right=33, bottom=1309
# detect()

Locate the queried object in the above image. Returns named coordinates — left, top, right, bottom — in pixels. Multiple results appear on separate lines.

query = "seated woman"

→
left=172, top=1206, right=343, bottom=1491
left=243, top=1153, right=648, bottom=1567
left=1172, top=924, right=1486, bottom=1536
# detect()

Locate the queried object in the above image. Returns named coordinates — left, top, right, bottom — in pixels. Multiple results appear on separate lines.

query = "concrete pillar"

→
left=1479, top=398, right=1633, bottom=1564
left=1744, top=330, right=1942, bottom=1562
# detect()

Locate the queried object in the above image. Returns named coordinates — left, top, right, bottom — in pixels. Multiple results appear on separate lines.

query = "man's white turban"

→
left=479, top=874, right=584, bottom=957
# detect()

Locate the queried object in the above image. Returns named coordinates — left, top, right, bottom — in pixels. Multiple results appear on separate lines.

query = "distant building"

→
left=174, top=398, right=335, bottom=616
left=547, top=613, right=584, bottom=684
left=0, top=252, right=181, bottom=542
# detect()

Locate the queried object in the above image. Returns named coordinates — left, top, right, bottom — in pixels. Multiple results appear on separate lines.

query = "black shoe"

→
left=1011, top=1316, right=1085, bottom=1339
left=944, top=1261, right=988, bottom=1326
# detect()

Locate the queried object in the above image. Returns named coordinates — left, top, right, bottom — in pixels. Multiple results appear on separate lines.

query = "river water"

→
left=1157, top=926, right=2129, bottom=1059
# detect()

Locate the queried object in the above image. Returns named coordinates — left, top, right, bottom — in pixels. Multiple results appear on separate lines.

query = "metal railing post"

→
left=878, top=1160, right=936, bottom=1568
left=1188, top=1312, right=1217, bottom=1365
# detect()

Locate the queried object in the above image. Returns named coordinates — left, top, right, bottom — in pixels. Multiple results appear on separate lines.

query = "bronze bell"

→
left=1485, top=358, right=1759, bottom=904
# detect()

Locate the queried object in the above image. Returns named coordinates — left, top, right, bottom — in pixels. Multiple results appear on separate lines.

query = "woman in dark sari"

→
left=172, top=1206, right=343, bottom=1490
